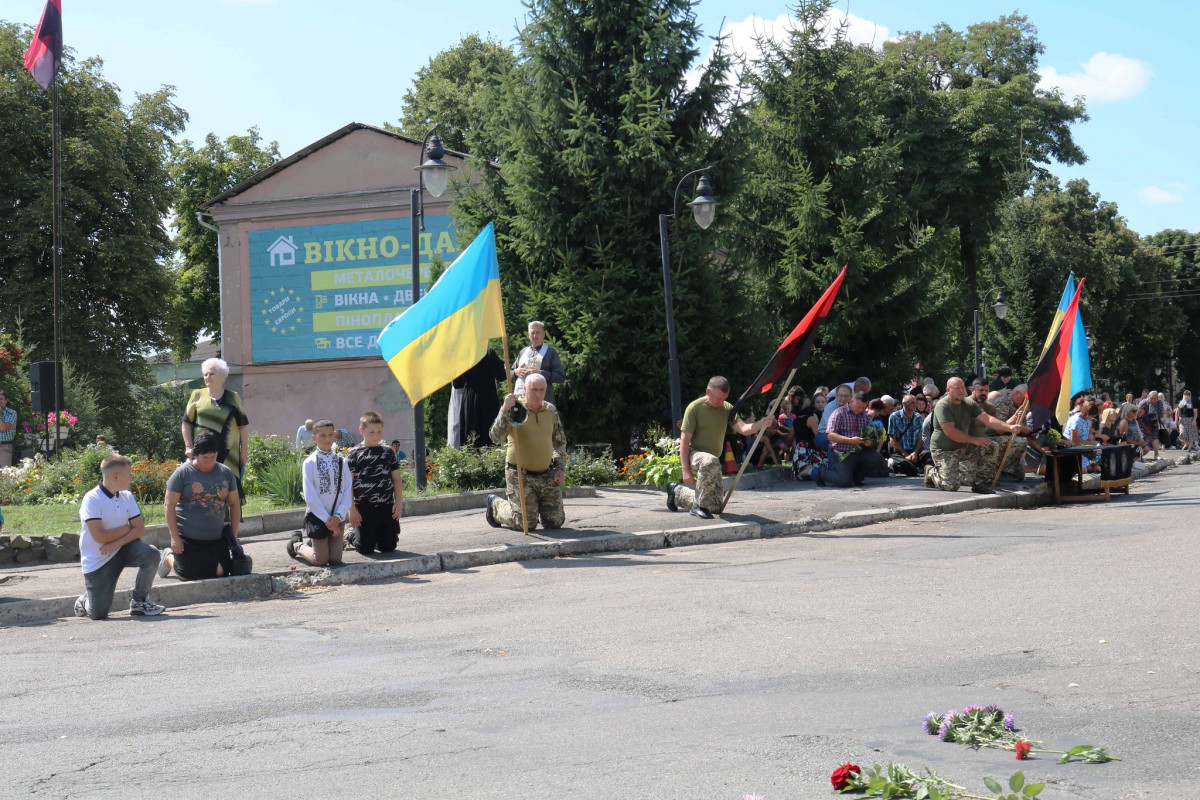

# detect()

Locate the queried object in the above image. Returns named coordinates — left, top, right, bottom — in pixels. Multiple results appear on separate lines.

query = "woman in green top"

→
left=181, top=358, right=249, bottom=501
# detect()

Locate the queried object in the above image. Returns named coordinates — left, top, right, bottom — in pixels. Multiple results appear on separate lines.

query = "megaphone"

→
left=509, top=402, right=528, bottom=427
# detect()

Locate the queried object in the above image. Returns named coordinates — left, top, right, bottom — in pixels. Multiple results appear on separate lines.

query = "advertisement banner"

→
left=248, top=215, right=459, bottom=363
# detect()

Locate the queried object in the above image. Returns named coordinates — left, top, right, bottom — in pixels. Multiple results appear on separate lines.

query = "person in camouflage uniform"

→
left=967, top=379, right=1028, bottom=482
left=667, top=376, right=773, bottom=519
left=485, top=374, right=568, bottom=532
left=925, top=377, right=1016, bottom=493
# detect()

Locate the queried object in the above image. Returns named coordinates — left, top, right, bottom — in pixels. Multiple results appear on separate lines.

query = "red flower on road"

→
left=831, top=762, right=861, bottom=790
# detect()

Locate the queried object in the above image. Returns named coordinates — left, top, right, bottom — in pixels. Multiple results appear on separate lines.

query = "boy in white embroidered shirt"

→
left=290, top=419, right=352, bottom=566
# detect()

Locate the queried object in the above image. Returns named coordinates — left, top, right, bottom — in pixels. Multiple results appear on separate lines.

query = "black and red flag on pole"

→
left=23, top=0, right=63, bottom=90
left=1025, top=277, right=1085, bottom=424
left=730, top=265, right=847, bottom=417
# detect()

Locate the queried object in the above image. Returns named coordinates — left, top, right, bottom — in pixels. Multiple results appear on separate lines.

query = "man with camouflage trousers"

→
left=666, top=376, right=774, bottom=519
left=485, top=374, right=568, bottom=532
left=926, top=377, right=1015, bottom=494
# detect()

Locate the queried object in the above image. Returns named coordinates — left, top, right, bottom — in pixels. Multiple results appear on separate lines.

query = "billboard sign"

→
left=248, top=215, right=459, bottom=363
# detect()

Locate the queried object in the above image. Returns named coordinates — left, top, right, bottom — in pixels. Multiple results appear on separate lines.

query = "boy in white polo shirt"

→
left=74, top=454, right=166, bottom=619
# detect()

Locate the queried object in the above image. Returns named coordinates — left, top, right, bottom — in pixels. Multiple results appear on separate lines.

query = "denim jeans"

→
left=81, top=539, right=160, bottom=620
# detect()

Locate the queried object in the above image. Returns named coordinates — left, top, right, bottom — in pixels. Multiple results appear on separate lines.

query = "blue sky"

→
left=6, top=0, right=1196, bottom=235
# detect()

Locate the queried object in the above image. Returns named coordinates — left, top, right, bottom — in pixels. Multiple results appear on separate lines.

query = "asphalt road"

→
left=2, top=465, right=1197, bottom=799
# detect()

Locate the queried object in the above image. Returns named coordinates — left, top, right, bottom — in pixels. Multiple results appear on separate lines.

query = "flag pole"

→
left=51, top=75, right=63, bottom=460
left=718, top=368, right=796, bottom=513
left=498, top=327, right=530, bottom=536
left=990, top=397, right=1029, bottom=489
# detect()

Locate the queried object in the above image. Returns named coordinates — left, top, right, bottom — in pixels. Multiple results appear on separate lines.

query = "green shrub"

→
left=245, top=432, right=295, bottom=493
left=118, top=383, right=192, bottom=460
left=565, top=447, right=620, bottom=485
left=258, top=455, right=304, bottom=507
left=430, top=445, right=506, bottom=491
left=639, top=434, right=682, bottom=487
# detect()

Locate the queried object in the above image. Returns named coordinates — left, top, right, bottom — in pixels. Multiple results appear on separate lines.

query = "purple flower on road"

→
left=922, top=712, right=940, bottom=735
left=1004, top=713, right=1016, bottom=731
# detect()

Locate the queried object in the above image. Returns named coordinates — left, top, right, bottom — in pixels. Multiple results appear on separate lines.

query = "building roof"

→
left=199, top=123, right=472, bottom=210
left=146, top=338, right=221, bottom=366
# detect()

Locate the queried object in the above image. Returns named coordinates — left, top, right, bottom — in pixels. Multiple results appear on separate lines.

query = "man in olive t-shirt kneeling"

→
left=926, top=377, right=1014, bottom=494
left=667, top=376, right=773, bottom=519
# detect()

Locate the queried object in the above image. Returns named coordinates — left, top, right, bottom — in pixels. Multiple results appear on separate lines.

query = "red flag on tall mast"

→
left=23, top=0, right=63, bottom=90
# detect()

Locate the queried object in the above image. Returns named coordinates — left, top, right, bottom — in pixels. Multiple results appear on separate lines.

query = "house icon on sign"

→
left=267, top=235, right=298, bottom=267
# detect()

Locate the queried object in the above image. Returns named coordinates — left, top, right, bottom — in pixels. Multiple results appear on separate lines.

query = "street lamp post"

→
left=974, top=288, right=1008, bottom=380
left=410, top=126, right=456, bottom=489
left=658, top=168, right=717, bottom=431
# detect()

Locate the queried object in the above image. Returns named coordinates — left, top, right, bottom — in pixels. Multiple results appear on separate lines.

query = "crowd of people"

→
left=65, top=333, right=1194, bottom=618
left=663, top=368, right=1195, bottom=519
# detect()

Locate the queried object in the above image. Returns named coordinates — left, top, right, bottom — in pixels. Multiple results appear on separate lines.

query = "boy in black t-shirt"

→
left=345, top=411, right=404, bottom=555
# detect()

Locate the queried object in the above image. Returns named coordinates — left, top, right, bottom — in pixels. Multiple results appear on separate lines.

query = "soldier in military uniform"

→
left=970, top=379, right=1028, bottom=482
left=666, top=376, right=774, bottom=519
left=925, top=377, right=1016, bottom=493
left=485, top=374, right=568, bottom=532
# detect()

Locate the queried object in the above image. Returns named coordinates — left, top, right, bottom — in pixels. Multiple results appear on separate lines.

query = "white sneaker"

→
left=129, top=599, right=166, bottom=616
left=156, top=547, right=172, bottom=578
left=74, top=595, right=89, bottom=618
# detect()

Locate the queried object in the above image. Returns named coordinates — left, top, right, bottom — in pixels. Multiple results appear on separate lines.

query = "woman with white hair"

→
left=181, top=358, right=250, bottom=507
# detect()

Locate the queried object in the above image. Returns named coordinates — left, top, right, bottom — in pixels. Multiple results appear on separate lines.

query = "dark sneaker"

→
left=689, top=504, right=713, bottom=520
left=129, top=599, right=166, bottom=616
left=666, top=482, right=679, bottom=512
left=74, top=595, right=88, bottom=618
left=924, top=465, right=935, bottom=488
left=287, top=532, right=302, bottom=559
left=485, top=495, right=501, bottom=528
left=971, top=484, right=995, bottom=494
left=156, top=546, right=172, bottom=578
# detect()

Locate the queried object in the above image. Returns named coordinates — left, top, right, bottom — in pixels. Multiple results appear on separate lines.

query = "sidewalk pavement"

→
left=1, top=451, right=1190, bottom=626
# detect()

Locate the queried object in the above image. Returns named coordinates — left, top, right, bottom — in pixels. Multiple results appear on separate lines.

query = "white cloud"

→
left=1037, top=52, right=1152, bottom=102
left=1138, top=184, right=1186, bottom=205
left=691, top=10, right=889, bottom=89
left=718, top=10, right=890, bottom=60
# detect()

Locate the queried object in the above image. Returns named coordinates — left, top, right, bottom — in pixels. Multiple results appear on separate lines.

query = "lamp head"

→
left=416, top=133, right=456, bottom=198
left=992, top=289, right=1008, bottom=320
left=686, top=173, right=718, bottom=230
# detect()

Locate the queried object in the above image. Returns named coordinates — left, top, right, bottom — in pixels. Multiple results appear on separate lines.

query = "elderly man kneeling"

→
left=485, top=373, right=568, bottom=532
left=925, top=377, right=1016, bottom=494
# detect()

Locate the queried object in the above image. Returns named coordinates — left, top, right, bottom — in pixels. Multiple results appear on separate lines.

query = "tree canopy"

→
left=0, top=22, right=184, bottom=433
left=168, top=128, right=280, bottom=359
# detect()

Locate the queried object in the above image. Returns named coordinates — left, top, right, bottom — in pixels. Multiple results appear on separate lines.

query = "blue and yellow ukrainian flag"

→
left=378, top=223, right=504, bottom=405
left=1040, top=272, right=1093, bottom=422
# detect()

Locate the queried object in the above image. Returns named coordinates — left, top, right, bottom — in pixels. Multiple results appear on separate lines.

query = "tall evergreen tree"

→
left=726, top=0, right=960, bottom=392
left=0, top=23, right=184, bottom=430
left=453, top=0, right=745, bottom=448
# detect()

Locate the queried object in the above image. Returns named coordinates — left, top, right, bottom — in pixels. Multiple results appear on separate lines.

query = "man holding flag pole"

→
left=376, top=223, right=540, bottom=535
left=667, top=266, right=848, bottom=518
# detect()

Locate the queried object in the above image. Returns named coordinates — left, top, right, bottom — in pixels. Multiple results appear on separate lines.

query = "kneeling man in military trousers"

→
left=485, top=373, right=568, bottom=532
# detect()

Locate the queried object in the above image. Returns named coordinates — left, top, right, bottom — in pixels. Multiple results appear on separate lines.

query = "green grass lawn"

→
left=1, top=496, right=283, bottom=538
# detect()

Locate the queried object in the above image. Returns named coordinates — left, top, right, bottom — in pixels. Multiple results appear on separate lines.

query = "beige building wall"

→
left=203, top=124, right=468, bottom=452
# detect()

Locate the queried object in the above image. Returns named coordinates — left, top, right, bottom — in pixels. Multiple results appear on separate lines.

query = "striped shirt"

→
left=0, top=406, right=16, bottom=443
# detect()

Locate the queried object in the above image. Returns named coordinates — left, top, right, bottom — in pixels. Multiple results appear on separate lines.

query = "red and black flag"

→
left=23, top=0, right=63, bottom=90
left=1026, top=277, right=1085, bottom=423
left=730, top=265, right=847, bottom=417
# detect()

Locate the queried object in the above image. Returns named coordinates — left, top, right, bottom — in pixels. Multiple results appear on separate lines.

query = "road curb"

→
left=2, top=458, right=1186, bottom=627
